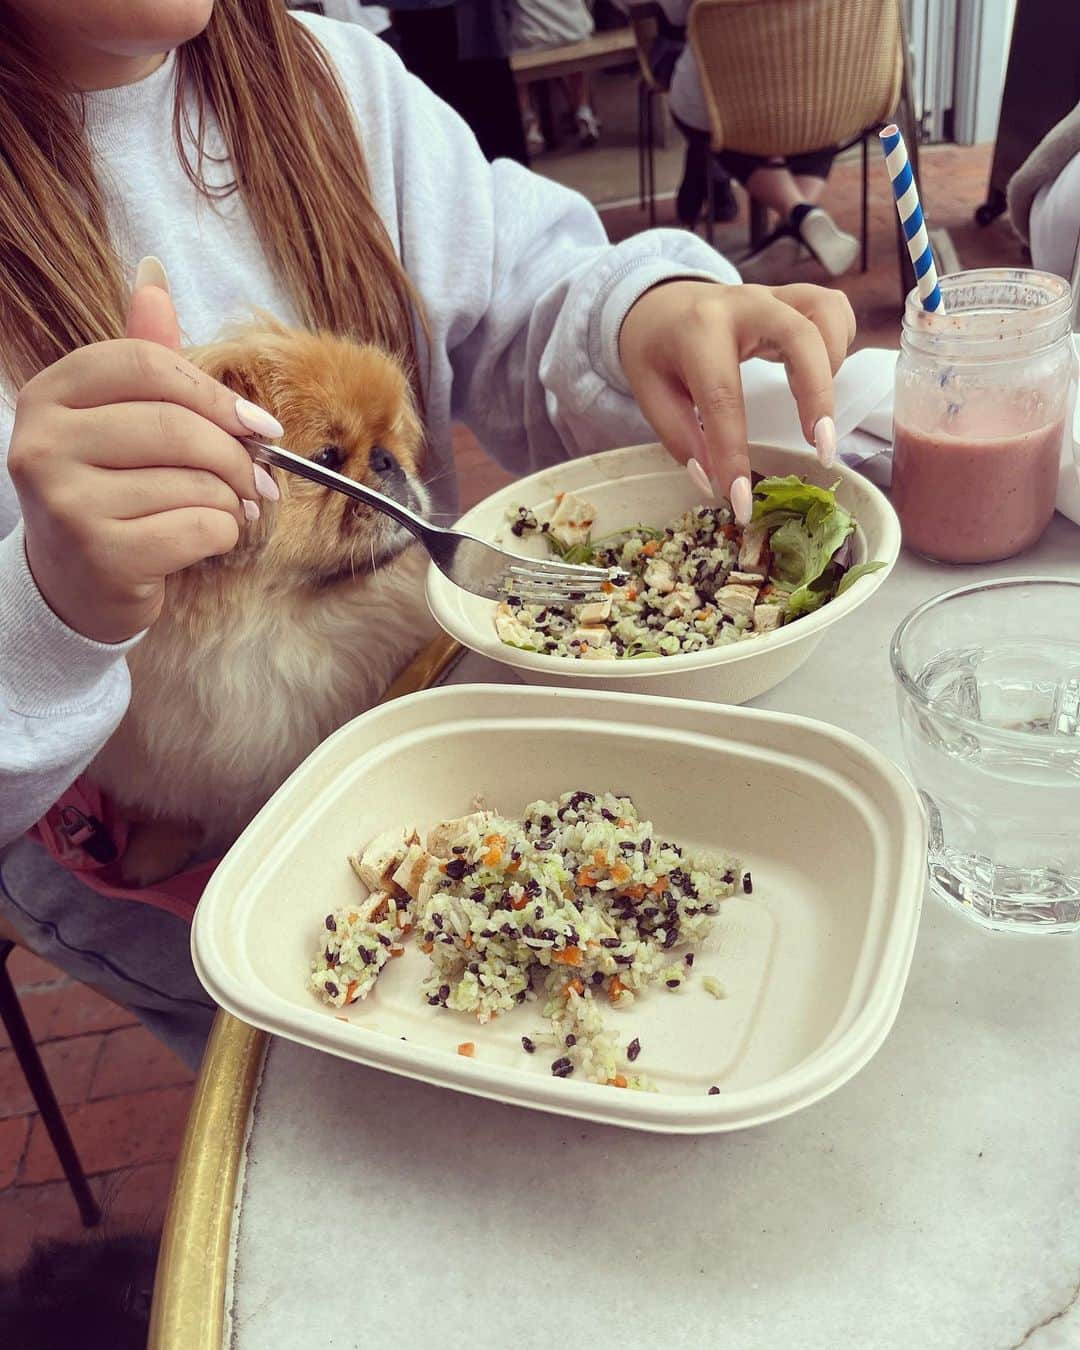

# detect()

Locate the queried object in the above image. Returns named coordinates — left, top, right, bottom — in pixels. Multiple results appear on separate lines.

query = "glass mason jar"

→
left=892, top=268, right=1076, bottom=564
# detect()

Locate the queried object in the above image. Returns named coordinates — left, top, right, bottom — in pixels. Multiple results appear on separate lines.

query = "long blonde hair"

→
left=0, top=1, right=423, bottom=392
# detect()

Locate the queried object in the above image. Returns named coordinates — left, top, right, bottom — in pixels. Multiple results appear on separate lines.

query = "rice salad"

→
left=310, top=792, right=744, bottom=1090
left=495, top=475, right=886, bottom=661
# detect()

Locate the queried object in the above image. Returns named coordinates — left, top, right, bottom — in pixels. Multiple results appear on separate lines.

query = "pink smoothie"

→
left=892, top=417, right=1063, bottom=563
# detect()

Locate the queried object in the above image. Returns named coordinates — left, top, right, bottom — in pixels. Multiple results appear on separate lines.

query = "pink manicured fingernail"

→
left=686, top=458, right=714, bottom=499
left=813, top=415, right=837, bottom=468
left=235, top=397, right=284, bottom=441
left=730, top=475, right=753, bottom=526
left=252, top=464, right=280, bottom=502
left=134, top=255, right=170, bottom=293
left=242, top=498, right=261, bottom=522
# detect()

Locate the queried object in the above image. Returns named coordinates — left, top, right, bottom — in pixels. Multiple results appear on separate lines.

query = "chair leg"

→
left=749, top=198, right=770, bottom=249
left=0, top=942, right=101, bottom=1227
left=704, top=154, right=716, bottom=247
left=637, top=82, right=646, bottom=212
left=645, top=91, right=656, bottom=228
left=861, top=135, right=870, bottom=273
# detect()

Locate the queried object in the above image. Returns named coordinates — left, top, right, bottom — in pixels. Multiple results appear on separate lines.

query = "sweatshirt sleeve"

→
left=303, top=15, right=741, bottom=477
left=0, top=524, right=137, bottom=847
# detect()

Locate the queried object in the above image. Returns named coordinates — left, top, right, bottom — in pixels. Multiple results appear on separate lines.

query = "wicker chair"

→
left=688, top=0, right=911, bottom=281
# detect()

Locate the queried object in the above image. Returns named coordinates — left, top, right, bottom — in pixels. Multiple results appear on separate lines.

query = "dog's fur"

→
left=89, top=322, right=436, bottom=884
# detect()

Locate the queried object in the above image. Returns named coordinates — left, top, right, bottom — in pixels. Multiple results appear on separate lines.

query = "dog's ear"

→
left=186, top=340, right=266, bottom=407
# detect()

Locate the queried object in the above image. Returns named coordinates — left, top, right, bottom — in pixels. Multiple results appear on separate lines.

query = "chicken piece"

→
left=548, top=492, right=598, bottom=547
left=714, top=584, right=759, bottom=623
left=495, top=603, right=537, bottom=648
left=658, top=584, right=701, bottom=618
left=348, top=827, right=413, bottom=891
left=738, top=521, right=772, bottom=574
left=392, top=843, right=438, bottom=901
left=578, top=596, right=613, bottom=624
left=728, top=571, right=765, bottom=587
left=753, top=603, right=783, bottom=633
left=643, top=556, right=676, bottom=594
left=581, top=644, right=617, bottom=660
left=571, top=626, right=612, bottom=649
left=427, top=812, right=494, bottom=858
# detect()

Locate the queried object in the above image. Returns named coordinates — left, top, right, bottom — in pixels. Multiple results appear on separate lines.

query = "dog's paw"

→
left=119, top=820, right=201, bottom=887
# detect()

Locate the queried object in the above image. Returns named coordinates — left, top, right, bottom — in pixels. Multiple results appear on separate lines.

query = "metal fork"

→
left=243, top=440, right=613, bottom=604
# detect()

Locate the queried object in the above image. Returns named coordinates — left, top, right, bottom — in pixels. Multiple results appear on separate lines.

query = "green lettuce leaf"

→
left=836, top=560, right=887, bottom=595
left=751, top=475, right=854, bottom=594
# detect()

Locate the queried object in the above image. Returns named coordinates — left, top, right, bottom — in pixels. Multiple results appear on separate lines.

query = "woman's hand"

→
left=618, top=280, right=856, bottom=523
left=8, top=262, right=283, bottom=645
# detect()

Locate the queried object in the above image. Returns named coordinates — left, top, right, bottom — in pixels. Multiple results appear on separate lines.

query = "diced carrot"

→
left=593, top=849, right=608, bottom=867
left=348, top=913, right=358, bottom=924
left=563, top=978, right=585, bottom=999
left=611, top=862, right=632, bottom=885
left=512, top=894, right=529, bottom=910
left=457, top=1042, right=476, bottom=1058
left=370, top=897, right=388, bottom=921
left=576, top=866, right=600, bottom=888
left=602, top=581, right=615, bottom=594
left=641, top=540, right=660, bottom=558
left=617, top=819, right=632, bottom=828
left=627, top=589, right=638, bottom=601
left=507, top=858, right=522, bottom=874
left=390, top=947, right=405, bottom=958
left=623, top=884, right=647, bottom=901
left=439, top=862, right=448, bottom=873
left=608, top=1075, right=629, bottom=1089
left=421, top=941, right=434, bottom=954
left=649, top=876, right=670, bottom=895
left=608, top=975, right=625, bottom=1002
left=398, top=921, right=413, bottom=935
left=587, top=939, right=600, bottom=948
left=484, top=833, right=506, bottom=847
left=345, top=980, right=359, bottom=1004
left=551, top=945, right=582, bottom=966
left=464, top=933, right=474, bottom=949
left=721, top=523, right=739, bottom=540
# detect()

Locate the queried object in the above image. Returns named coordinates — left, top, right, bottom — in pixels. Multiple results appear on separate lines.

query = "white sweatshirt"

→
left=0, top=14, right=739, bottom=848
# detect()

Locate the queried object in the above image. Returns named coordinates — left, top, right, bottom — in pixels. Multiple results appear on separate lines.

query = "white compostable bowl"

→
left=192, top=685, right=926, bottom=1134
left=427, top=442, right=901, bottom=704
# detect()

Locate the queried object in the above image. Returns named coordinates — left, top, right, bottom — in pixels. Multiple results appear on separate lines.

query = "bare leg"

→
left=793, top=174, right=827, bottom=204
left=744, top=163, right=810, bottom=217
left=564, top=72, right=589, bottom=110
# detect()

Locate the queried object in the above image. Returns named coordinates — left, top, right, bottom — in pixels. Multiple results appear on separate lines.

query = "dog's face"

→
left=190, top=324, right=428, bottom=585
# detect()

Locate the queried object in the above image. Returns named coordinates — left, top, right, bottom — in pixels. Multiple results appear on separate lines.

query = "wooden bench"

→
left=510, top=29, right=637, bottom=87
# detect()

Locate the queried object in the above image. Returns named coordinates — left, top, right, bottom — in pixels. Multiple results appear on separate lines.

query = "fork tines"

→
left=504, top=561, right=613, bottom=606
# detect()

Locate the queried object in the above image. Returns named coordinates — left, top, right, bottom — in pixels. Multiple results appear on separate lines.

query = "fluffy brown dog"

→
left=89, top=321, right=437, bottom=885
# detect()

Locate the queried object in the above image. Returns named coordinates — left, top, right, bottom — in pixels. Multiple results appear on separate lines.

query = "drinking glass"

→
left=891, top=578, right=1080, bottom=932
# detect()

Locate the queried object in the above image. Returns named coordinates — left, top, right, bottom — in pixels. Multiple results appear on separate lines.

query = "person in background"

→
left=658, top=0, right=857, bottom=277
left=511, top=0, right=601, bottom=152
left=1008, top=101, right=1080, bottom=284
left=389, top=1, right=529, bottom=165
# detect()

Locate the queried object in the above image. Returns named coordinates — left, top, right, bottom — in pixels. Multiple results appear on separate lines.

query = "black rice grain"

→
left=627, top=1037, right=641, bottom=1062
left=708, top=1085, right=720, bottom=1095
left=522, top=1036, right=536, bottom=1053
left=551, top=1057, right=574, bottom=1078
left=325, top=915, right=336, bottom=932
left=743, top=872, right=753, bottom=894
left=565, top=1034, right=577, bottom=1047
left=324, top=981, right=339, bottom=997
left=666, top=978, right=681, bottom=988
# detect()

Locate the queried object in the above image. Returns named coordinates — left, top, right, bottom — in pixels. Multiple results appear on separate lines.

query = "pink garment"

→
left=28, top=777, right=218, bottom=923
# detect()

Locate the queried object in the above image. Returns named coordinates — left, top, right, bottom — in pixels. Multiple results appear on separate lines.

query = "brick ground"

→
left=0, top=138, right=1012, bottom=1279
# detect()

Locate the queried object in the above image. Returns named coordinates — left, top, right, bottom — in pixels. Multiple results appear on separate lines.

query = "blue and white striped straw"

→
left=879, top=123, right=943, bottom=313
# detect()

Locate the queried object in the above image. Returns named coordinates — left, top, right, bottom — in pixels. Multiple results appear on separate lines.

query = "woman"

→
left=511, top=0, right=601, bottom=150
left=0, top=0, right=850, bottom=1065
left=659, top=0, right=858, bottom=277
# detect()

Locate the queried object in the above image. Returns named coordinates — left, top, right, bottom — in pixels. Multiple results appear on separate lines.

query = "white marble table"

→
left=225, top=521, right=1080, bottom=1350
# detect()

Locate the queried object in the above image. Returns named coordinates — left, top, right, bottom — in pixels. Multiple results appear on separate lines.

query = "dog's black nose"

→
left=370, top=446, right=398, bottom=477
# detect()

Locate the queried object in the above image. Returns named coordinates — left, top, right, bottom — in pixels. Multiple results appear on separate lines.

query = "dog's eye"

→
left=311, top=445, right=344, bottom=470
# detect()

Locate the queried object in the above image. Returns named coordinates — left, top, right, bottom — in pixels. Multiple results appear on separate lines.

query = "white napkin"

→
left=740, top=342, right=1080, bottom=524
